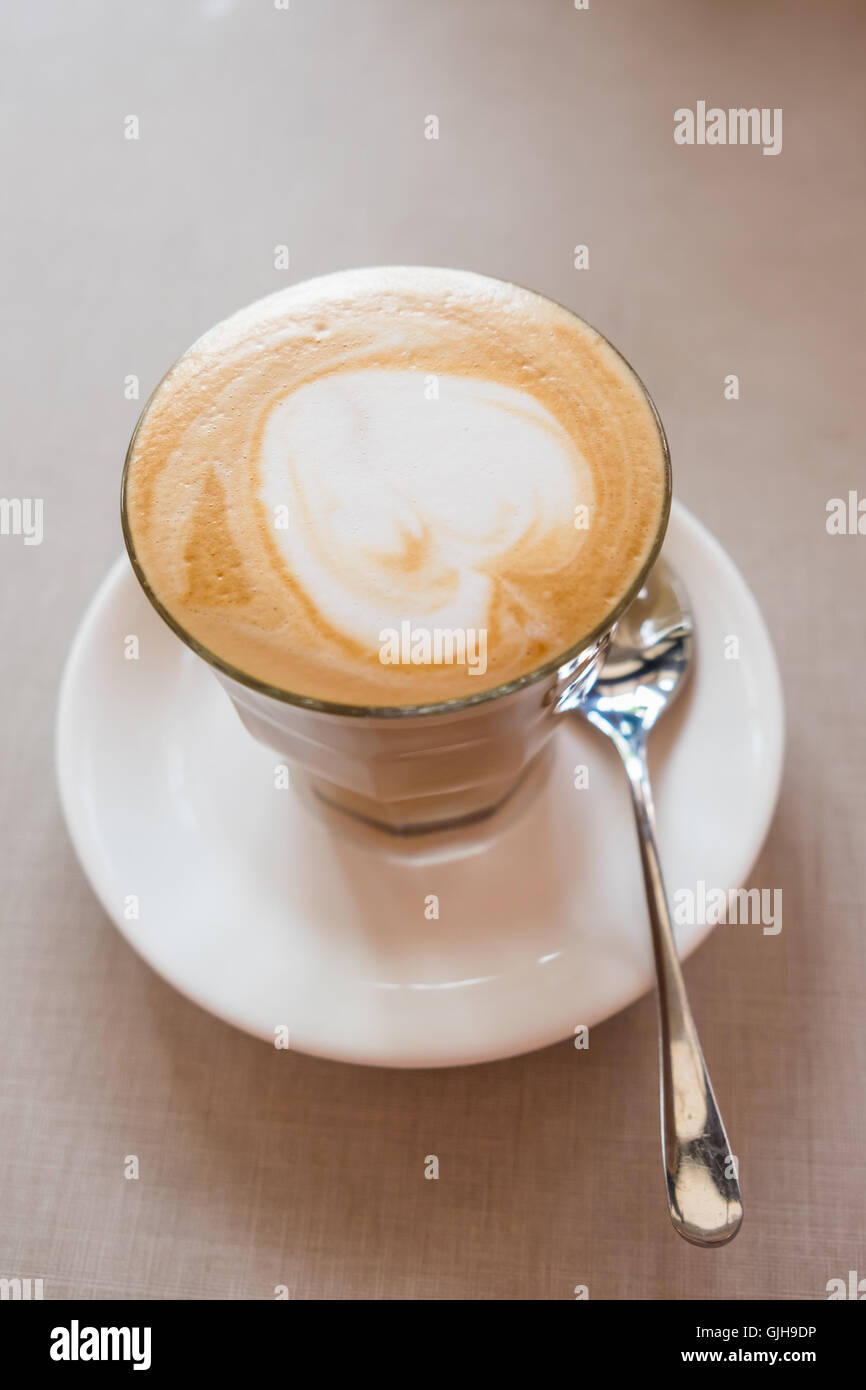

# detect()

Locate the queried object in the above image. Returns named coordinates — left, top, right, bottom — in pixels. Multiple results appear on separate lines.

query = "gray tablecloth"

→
left=2, top=0, right=864, bottom=1299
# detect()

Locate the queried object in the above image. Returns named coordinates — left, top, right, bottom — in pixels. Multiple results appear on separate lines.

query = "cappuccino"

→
left=123, top=267, right=668, bottom=706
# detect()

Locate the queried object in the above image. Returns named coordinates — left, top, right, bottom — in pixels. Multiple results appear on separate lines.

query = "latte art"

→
left=259, top=369, right=593, bottom=657
left=123, top=267, right=669, bottom=704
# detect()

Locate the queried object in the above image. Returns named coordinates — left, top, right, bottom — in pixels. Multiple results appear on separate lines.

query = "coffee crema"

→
left=123, top=267, right=669, bottom=705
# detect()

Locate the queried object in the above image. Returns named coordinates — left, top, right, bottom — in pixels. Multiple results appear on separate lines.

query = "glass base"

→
left=297, top=744, right=554, bottom=836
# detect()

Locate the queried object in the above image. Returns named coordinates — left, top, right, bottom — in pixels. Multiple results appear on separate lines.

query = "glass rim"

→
left=120, top=266, right=673, bottom=721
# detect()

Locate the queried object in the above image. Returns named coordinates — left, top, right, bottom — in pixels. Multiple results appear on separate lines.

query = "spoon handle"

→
left=622, top=745, right=744, bottom=1247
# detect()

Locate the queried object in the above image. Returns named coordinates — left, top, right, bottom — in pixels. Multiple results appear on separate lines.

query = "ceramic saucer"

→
left=56, top=501, right=784, bottom=1067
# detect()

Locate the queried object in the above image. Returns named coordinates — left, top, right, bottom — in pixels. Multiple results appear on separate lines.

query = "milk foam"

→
left=123, top=267, right=669, bottom=705
left=259, top=370, right=593, bottom=652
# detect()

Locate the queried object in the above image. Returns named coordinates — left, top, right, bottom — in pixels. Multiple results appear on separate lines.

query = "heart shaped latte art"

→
left=258, top=370, right=594, bottom=652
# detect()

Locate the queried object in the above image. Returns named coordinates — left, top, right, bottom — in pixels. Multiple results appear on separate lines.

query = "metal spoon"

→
left=559, top=558, right=743, bottom=1246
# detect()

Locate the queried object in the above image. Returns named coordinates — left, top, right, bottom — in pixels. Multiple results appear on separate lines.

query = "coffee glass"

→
left=121, top=278, right=671, bottom=834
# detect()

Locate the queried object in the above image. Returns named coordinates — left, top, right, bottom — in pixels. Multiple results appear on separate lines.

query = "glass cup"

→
left=121, top=290, right=671, bottom=835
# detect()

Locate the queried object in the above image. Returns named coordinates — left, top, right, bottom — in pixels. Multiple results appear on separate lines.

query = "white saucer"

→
left=56, top=501, right=784, bottom=1068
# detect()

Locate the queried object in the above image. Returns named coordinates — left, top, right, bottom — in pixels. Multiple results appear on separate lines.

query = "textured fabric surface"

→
left=1, top=0, right=864, bottom=1300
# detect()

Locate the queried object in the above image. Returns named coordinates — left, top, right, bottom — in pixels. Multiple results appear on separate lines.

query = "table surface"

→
left=2, top=0, right=864, bottom=1300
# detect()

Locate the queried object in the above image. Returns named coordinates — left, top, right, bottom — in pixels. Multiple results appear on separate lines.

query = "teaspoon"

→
left=558, top=559, right=743, bottom=1246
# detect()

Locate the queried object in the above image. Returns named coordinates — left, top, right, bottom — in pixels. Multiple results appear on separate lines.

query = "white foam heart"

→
left=259, top=369, right=593, bottom=648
